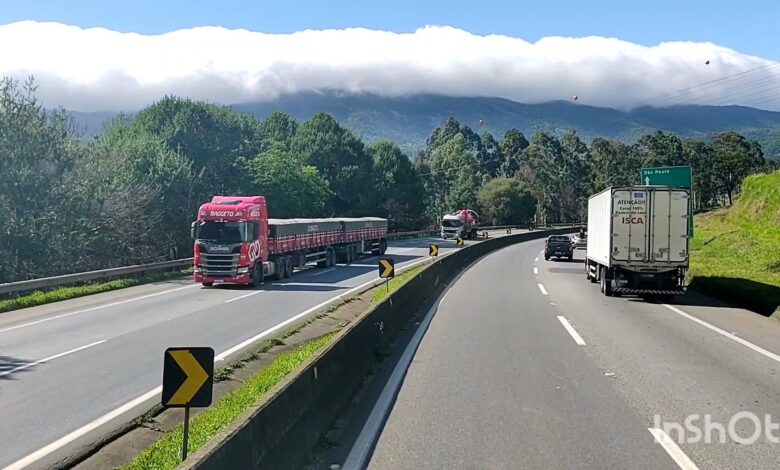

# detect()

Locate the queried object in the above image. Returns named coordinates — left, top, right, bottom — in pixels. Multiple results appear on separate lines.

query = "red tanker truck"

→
left=192, top=196, right=388, bottom=287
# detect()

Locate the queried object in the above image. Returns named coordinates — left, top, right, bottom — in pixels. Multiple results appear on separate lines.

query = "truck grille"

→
left=200, top=253, right=240, bottom=278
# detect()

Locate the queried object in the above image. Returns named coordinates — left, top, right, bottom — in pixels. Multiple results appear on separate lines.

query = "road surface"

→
left=0, top=230, right=513, bottom=469
left=366, top=239, right=780, bottom=469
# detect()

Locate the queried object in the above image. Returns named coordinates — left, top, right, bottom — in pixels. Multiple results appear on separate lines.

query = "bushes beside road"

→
left=689, top=170, right=780, bottom=315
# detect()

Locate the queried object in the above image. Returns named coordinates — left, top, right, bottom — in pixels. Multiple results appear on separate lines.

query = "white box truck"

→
left=585, top=186, right=689, bottom=298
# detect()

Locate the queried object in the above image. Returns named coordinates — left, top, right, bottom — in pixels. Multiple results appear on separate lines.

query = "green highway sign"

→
left=640, top=165, right=694, bottom=236
left=640, top=166, right=692, bottom=188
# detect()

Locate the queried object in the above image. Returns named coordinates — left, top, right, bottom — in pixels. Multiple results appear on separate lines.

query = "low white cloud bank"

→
left=1, top=21, right=779, bottom=111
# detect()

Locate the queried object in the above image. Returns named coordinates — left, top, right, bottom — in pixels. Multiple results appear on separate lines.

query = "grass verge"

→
left=689, top=171, right=780, bottom=315
left=124, top=333, right=335, bottom=470
left=0, top=268, right=192, bottom=314
left=372, top=264, right=427, bottom=304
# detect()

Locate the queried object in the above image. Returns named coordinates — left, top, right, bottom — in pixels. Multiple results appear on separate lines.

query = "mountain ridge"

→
left=68, top=92, right=780, bottom=157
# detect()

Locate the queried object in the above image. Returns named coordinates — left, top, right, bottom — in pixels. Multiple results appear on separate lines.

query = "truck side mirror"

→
left=190, top=221, right=197, bottom=240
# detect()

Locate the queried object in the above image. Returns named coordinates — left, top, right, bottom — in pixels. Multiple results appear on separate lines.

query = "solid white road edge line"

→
left=557, top=316, right=586, bottom=346
left=537, top=283, right=548, bottom=295
left=3, top=254, right=441, bottom=470
left=534, top=267, right=539, bottom=275
left=648, top=428, right=700, bottom=470
left=342, top=254, right=480, bottom=470
left=0, top=285, right=199, bottom=335
left=0, top=340, right=106, bottom=378
left=662, top=303, right=780, bottom=364
left=2, top=386, right=163, bottom=470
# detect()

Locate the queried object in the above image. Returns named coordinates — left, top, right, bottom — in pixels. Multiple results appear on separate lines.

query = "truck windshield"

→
left=442, top=219, right=463, bottom=227
left=197, top=221, right=250, bottom=243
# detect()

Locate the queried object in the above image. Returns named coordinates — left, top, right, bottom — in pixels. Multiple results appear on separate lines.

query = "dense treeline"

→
left=0, top=78, right=774, bottom=282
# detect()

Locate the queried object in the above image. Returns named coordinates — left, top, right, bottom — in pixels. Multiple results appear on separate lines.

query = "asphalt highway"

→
left=367, top=239, right=780, bottom=469
left=0, top=231, right=513, bottom=469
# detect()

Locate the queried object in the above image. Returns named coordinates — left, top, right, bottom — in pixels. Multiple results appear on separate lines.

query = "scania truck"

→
left=585, top=186, right=689, bottom=299
left=192, top=196, right=388, bottom=287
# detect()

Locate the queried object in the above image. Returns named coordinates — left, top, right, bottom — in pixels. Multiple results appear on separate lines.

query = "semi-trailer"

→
left=192, top=196, right=388, bottom=287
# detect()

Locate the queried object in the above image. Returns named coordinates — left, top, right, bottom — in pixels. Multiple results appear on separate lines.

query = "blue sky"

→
left=2, top=0, right=778, bottom=60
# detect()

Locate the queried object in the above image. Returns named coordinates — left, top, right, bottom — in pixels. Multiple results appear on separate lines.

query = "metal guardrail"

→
left=0, top=259, right=194, bottom=296
left=0, top=229, right=438, bottom=297
left=0, top=225, right=583, bottom=297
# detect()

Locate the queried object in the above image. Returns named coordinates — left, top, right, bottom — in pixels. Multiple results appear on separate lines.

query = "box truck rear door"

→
left=612, top=189, right=648, bottom=263
left=650, top=189, right=689, bottom=263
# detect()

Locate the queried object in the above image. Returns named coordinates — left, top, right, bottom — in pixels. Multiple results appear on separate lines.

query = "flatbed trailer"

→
left=193, top=196, right=388, bottom=287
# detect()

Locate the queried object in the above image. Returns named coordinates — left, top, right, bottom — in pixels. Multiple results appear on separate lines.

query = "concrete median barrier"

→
left=182, top=228, right=573, bottom=469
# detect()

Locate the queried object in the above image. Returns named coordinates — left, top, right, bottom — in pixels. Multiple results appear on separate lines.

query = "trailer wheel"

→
left=379, top=239, right=387, bottom=255
left=285, top=255, right=294, bottom=277
left=274, top=258, right=286, bottom=280
left=600, top=267, right=612, bottom=297
left=251, top=263, right=263, bottom=287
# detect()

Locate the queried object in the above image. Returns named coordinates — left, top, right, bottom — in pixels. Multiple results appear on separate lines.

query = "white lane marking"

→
left=662, top=303, right=780, bottom=364
left=535, top=257, right=539, bottom=262
left=311, top=267, right=337, bottom=277
left=534, top=267, right=539, bottom=275
left=557, top=316, right=586, bottom=345
left=223, top=290, right=265, bottom=303
left=343, top=252, right=480, bottom=469
left=648, top=428, right=700, bottom=470
left=4, top=252, right=442, bottom=469
left=0, top=285, right=199, bottom=335
left=537, top=283, right=548, bottom=295
left=0, top=340, right=106, bottom=378
left=3, top=385, right=163, bottom=470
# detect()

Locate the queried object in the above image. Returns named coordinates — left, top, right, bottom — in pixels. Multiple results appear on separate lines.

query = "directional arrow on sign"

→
left=429, top=244, right=439, bottom=257
left=163, top=347, right=214, bottom=408
left=378, top=258, right=395, bottom=278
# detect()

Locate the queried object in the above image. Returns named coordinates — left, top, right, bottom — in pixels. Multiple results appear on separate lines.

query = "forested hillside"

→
left=1, top=78, right=773, bottom=283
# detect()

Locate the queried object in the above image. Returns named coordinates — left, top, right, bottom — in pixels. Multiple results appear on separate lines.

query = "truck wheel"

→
left=275, top=258, right=286, bottom=280
left=600, top=268, right=612, bottom=297
left=379, top=239, right=387, bottom=255
left=251, top=263, right=264, bottom=287
left=544, top=254, right=550, bottom=261
left=568, top=254, right=573, bottom=262
left=326, top=248, right=335, bottom=267
left=347, top=245, right=354, bottom=263
left=201, top=282, right=213, bottom=287
left=285, top=255, right=294, bottom=277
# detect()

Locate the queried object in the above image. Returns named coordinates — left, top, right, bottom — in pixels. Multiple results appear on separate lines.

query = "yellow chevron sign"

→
left=482, top=231, right=489, bottom=239
left=456, top=237, right=464, bottom=246
left=429, top=244, right=439, bottom=256
left=162, top=347, right=214, bottom=408
left=379, top=258, right=395, bottom=278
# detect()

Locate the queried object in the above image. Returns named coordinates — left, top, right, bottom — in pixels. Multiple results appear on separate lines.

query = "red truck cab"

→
left=192, top=196, right=269, bottom=287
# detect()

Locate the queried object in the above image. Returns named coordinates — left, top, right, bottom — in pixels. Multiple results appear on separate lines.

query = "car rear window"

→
left=550, top=236, right=569, bottom=242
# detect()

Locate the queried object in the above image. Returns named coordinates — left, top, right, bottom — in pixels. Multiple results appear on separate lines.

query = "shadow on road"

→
left=671, top=277, right=780, bottom=316
left=264, top=284, right=348, bottom=293
left=0, top=355, right=32, bottom=380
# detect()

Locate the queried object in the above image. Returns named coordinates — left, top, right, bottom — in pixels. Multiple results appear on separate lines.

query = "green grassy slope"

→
left=689, top=170, right=780, bottom=315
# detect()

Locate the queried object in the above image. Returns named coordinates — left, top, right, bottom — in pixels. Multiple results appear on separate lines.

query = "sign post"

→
left=640, top=165, right=694, bottom=236
left=162, top=347, right=214, bottom=462
left=379, top=258, right=395, bottom=292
